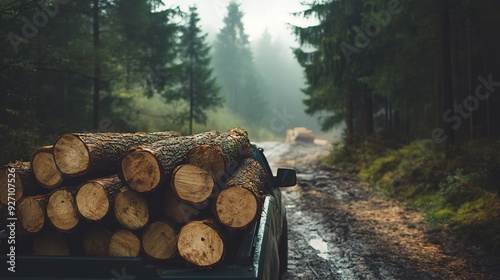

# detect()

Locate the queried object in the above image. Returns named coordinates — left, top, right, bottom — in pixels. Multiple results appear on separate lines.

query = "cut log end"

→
left=114, top=189, right=149, bottom=230
left=215, top=187, right=259, bottom=229
left=186, top=145, right=225, bottom=180
left=47, top=189, right=79, bottom=231
left=142, top=221, right=177, bottom=260
left=33, top=230, right=70, bottom=256
left=83, top=226, right=112, bottom=256
left=178, top=220, right=224, bottom=267
left=109, top=229, right=140, bottom=257
left=31, top=147, right=63, bottom=189
left=0, top=165, right=24, bottom=204
left=121, top=150, right=161, bottom=192
left=76, top=182, right=110, bottom=221
left=172, top=164, right=214, bottom=203
left=17, top=197, right=45, bottom=233
left=53, top=134, right=89, bottom=176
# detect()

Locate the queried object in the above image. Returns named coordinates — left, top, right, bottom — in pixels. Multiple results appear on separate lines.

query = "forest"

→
left=293, top=0, right=500, bottom=252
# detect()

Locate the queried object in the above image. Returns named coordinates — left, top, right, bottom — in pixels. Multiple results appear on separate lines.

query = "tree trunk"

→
left=92, top=0, right=100, bottom=129
left=363, top=92, right=374, bottom=136
left=113, top=188, right=149, bottom=230
left=54, top=131, right=179, bottom=178
left=31, top=146, right=63, bottom=190
left=177, top=219, right=225, bottom=267
left=345, top=92, right=354, bottom=144
left=75, top=175, right=124, bottom=222
left=109, top=229, right=140, bottom=257
left=46, top=187, right=80, bottom=232
left=17, top=195, right=48, bottom=234
left=82, top=225, right=112, bottom=256
left=142, top=220, right=178, bottom=260
left=442, top=0, right=456, bottom=151
left=171, top=164, right=215, bottom=204
left=185, top=127, right=252, bottom=183
left=33, top=229, right=70, bottom=256
left=214, top=158, right=266, bottom=229
left=0, top=161, right=41, bottom=205
left=120, top=130, right=220, bottom=192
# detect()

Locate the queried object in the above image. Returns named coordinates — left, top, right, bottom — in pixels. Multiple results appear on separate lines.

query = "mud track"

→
left=257, top=141, right=500, bottom=280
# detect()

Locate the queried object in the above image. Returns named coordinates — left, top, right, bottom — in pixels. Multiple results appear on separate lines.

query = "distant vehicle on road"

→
left=286, top=127, right=315, bottom=143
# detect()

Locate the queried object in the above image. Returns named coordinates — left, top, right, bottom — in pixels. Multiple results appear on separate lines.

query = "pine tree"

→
left=177, top=5, right=222, bottom=134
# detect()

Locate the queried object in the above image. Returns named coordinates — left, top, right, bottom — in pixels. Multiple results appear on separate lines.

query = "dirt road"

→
left=256, top=141, right=500, bottom=280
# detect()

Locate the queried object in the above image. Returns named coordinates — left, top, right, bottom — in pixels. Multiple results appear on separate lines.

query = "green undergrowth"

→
left=324, top=135, right=500, bottom=253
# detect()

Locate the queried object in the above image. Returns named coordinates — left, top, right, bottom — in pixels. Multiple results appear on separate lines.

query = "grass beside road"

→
left=323, top=135, right=500, bottom=254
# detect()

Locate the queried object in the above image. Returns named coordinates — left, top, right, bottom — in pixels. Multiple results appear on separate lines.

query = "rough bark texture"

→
left=17, top=195, right=48, bottom=233
left=46, top=187, right=80, bottom=232
left=0, top=161, right=41, bottom=205
left=142, top=220, right=178, bottom=260
left=82, top=225, right=112, bottom=256
left=177, top=219, right=225, bottom=267
left=33, top=229, right=70, bottom=256
left=30, top=146, right=63, bottom=190
left=53, top=131, right=180, bottom=178
left=185, top=127, right=252, bottom=184
left=120, top=130, right=221, bottom=192
left=163, top=186, right=206, bottom=224
left=171, top=164, right=215, bottom=204
left=113, top=188, right=149, bottom=230
left=109, top=229, right=140, bottom=257
left=214, top=158, right=266, bottom=229
left=76, top=175, right=124, bottom=222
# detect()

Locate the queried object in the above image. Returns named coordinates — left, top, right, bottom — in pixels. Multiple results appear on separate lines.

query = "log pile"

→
left=0, top=127, right=268, bottom=267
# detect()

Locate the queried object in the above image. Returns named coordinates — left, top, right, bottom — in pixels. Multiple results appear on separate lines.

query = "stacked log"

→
left=1, top=128, right=269, bottom=268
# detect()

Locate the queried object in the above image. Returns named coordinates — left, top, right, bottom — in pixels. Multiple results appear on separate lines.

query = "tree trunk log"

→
left=75, top=175, right=124, bottom=222
left=53, top=131, right=180, bottom=178
left=31, top=146, right=63, bottom=190
left=177, top=219, right=225, bottom=267
left=82, top=225, right=112, bottom=256
left=214, top=158, right=266, bottom=229
left=163, top=186, right=206, bottom=224
left=113, top=188, right=149, bottom=230
left=185, top=127, right=252, bottom=183
left=17, top=195, right=48, bottom=234
left=46, top=187, right=80, bottom=232
left=142, top=220, right=177, bottom=260
left=109, top=229, right=140, bottom=257
left=0, top=161, right=41, bottom=205
left=33, top=229, right=70, bottom=256
left=120, top=130, right=221, bottom=192
left=171, top=164, right=215, bottom=204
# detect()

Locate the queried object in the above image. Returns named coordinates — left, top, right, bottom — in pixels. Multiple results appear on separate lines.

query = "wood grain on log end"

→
left=109, top=229, right=140, bottom=257
left=31, top=146, right=63, bottom=189
left=215, top=186, right=259, bottom=229
left=178, top=220, right=224, bottom=267
left=172, top=164, right=214, bottom=203
left=0, top=162, right=32, bottom=205
left=186, top=145, right=225, bottom=181
left=83, top=226, right=112, bottom=256
left=17, top=196, right=46, bottom=233
left=47, top=188, right=79, bottom=231
left=76, top=182, right=110, bottom=221
left=121, top=150, right=161, bottom=192
left=114, top=189, right=149, bottom=230
left=53, top=134, right=90, bottom=177
left=142, top=221, right=177, bottom=260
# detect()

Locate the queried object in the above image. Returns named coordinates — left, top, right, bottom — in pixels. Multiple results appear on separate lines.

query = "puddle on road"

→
left=308, top=237, right=329, bottom=259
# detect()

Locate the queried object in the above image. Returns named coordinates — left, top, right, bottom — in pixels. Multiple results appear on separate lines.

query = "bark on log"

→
left=46, top=187, right=80, bottom=232
left=0, top=161, right=41, bottom=205
left=30, top=146, right=63, bottom=190
left=171, top=164, right=215, bottom=204
left=120, top=130, right=221, bottom=192
left=113, top=188, right=149, bottom=230
left=17, top=195, right=47, bottom=233
left=163, top=186, right=206, bottom=224
left=185, top=127, right=252, bottom=183
left=33, top=229, right=70, bottom=256
left=177, top=219, right=225, bottom=267
left=53, top=131, right=180, bottom=178
left=214, top=158, right=266, bottom=229
left=142, top=220, right=177, bottom=260
left=76, top=175, right=124, bottom=222
left=109, top=229, right=140, bottom=257
left=82, top=225, right=112, bottom=256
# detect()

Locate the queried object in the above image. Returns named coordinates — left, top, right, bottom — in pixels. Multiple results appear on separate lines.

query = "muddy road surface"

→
left=256, top=141, right=500, bottom=280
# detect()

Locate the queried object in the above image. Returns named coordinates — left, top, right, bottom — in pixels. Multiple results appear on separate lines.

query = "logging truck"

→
left=0, top=143, right=297, bottom=280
